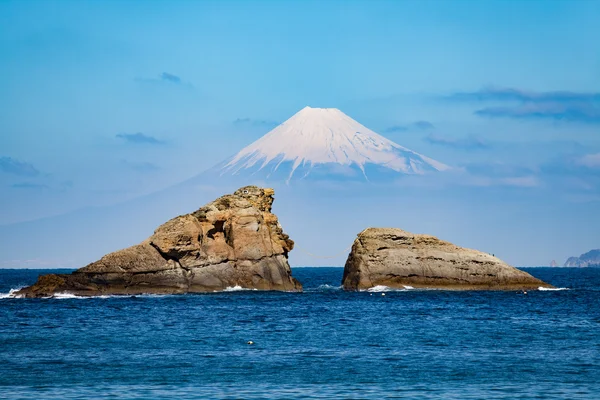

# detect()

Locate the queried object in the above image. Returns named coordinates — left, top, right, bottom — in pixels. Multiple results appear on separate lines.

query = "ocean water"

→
left=1, top=267, right=599, bottom=399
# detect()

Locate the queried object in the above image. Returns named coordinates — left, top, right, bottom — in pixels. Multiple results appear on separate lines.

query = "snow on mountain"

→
left=221, top=106, right=448, bottom=182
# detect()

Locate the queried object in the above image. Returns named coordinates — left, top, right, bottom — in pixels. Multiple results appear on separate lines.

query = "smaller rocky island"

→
left=564, top=249, right=600, bottom=267
left=17, top=186, right=302, bottom=297
left=342, top=228, right=553, bottom=290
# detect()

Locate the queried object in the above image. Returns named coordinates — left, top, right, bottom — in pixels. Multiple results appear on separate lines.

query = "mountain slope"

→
left=221, top=106, right=448, bottom=182
left=0, top=107, right=454, bottom=269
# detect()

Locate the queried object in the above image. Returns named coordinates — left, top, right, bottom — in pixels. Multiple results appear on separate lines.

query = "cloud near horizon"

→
left=385, top=121, right=434, bottom=133
left=458, top=162, right=540, bottom=188
left=464, top=162, right=535, bottom=176
left=0, top=157, right=40, bottom=177
left=447, top=87, right=600, bottom=124
left=424, top=134, right=489, bottom=150
left=116, top=133, right=165, bottom=145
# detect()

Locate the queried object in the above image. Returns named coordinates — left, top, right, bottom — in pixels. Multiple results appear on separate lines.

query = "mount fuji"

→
left=0, top=107, right=453, bottom=270
left=218, top=106, right=448, bottom=183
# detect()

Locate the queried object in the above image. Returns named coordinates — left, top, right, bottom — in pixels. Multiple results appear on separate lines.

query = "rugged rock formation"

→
left=342, top=228, right=553, bottom=291
left=564, top=249, right=600, bottom=267
left=18, top=186, right=302, bottom=297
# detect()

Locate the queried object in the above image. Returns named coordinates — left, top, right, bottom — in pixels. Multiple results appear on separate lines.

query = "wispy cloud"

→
left=233, top=118, right=279, bottom=129
left=424, top=134, right=489, bottom=150
left=135, top=72, right=193, bottom=88
left=447, top=87, right=600, bottom=124
left=121, top=160, right=160, bottom=173
left=577, top=153, right=600, bottom=168
left=385, top=121, right=434, bottom=133
left=11, top=182, right=49, bottom=189
left=0, top=157, right=40, bottom=177
left=543, top=153, right=600, bottom=176
left=160, top=72, right=181, bottom=84
left=464, top=162, right=535, bottom=178
left=459, top=162, right=540, bottom=188
left=475, top=103, right=600, bottom=123
left=539, top=154, right=600, bottom=193
left=498, top=176, right=539, bottom=187
left=447, top=87, right=600, bottom=103
left=116, top=133, right=165, bottom=145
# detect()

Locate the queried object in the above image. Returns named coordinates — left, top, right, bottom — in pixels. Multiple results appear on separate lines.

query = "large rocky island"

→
left=564, top=249, right=600, bottom=267
left=342, top=228, right=553, bottom=290
left=18, top=186, right=302, bottom=297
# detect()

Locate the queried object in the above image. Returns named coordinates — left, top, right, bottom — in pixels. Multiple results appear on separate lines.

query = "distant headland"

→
left=564, top=250, right=600, bottom=268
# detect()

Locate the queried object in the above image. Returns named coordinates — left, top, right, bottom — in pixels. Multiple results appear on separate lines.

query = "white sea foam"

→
left=362, top=285, right=416, bottom=292
left=50, top=292, right=171, bottom=299
left=51, top=292, right=85, bottom=299
left=314, top=284, right=342, bottom=291
left=367, top=285, right=392, bottom=292
left=222, top=285, right=257, bottom=292
left=538, top=287, right=569, bottom=291
left=0, top=287, right=24, bottom=299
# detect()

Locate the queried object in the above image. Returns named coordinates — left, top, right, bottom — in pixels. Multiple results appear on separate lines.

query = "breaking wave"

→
left=51, top=292, right=86, bottom=299
left=364, top=285, right=414, bottom=293
left=308, top=284, right=342, bottom=292
left=0, top=284, right=570, bottom=298
left=368, top=285, right=391, bottom=292
left=0, top=287, right=23, bottom=299
left=222, top=286, right=257, bottom=292
left=0, top=290, right=177, bottom=300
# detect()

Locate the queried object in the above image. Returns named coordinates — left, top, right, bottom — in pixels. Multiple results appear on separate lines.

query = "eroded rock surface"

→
left=18, top=186, right=302, bottom=297
left=342, top=228, right=553, bottom=291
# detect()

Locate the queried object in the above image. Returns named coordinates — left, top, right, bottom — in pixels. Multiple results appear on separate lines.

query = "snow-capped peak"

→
left=222, top=106, right=448, bottom=182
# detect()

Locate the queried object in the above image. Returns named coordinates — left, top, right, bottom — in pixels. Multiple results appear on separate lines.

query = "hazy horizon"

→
left=1, top=0, right=599, bottom=268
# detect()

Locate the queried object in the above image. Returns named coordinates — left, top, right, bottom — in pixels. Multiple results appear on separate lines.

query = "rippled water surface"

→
left=1, top=267, right=599, bottom=399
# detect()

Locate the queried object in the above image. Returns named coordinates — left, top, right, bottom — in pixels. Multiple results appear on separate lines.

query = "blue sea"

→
left=1, top=267, right=599, bottom=399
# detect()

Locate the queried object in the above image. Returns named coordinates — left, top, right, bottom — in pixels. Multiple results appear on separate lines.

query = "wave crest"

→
left=0, top=287, right=24, bottom=299
left=222, top=286, right=257, bottom=292
left=363, top=285, right=414, bottom=292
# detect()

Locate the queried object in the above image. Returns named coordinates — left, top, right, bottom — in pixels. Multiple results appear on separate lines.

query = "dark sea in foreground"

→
left=1, top=267, right=599, bottom=399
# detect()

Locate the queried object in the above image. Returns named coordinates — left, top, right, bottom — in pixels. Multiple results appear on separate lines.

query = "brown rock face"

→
left=18, top=186, right=302, bottom=297
left=342, top=228, right=553, bottom=291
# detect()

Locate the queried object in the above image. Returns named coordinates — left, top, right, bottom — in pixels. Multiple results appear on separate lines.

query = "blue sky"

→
left=0, top=0, right=599, bottom=266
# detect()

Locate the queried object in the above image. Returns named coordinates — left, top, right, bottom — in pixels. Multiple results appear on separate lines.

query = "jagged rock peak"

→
left=17, top=186, right=302, bottom=297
